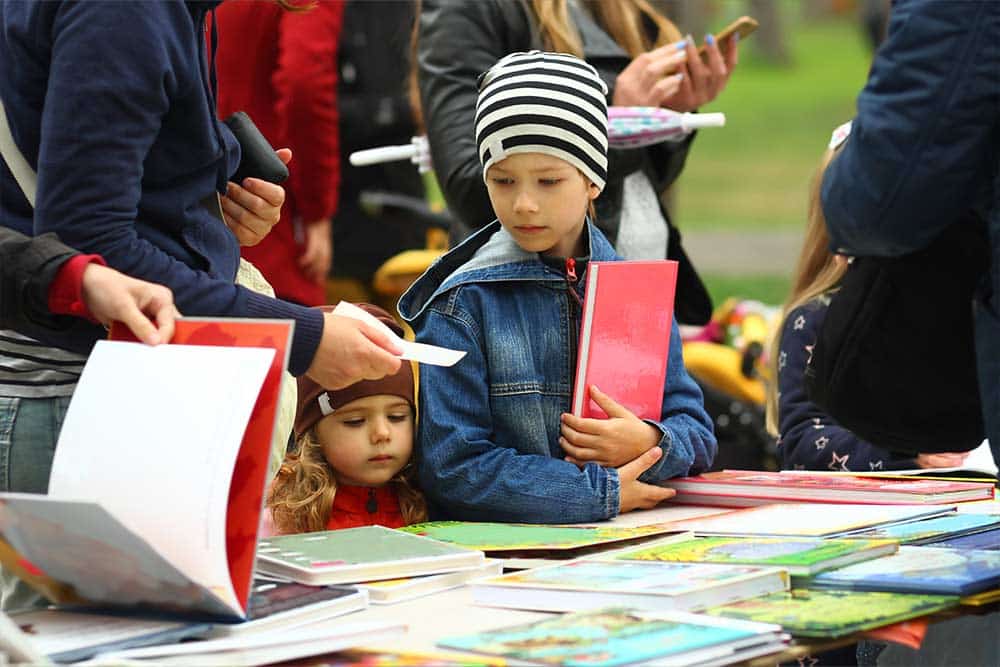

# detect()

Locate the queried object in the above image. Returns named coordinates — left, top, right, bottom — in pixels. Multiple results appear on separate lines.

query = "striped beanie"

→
left=475, top=51, right=609, bottom=192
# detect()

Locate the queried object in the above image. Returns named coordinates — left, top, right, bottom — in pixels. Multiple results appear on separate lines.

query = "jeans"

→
left=0, top=395, right=71, bottom=611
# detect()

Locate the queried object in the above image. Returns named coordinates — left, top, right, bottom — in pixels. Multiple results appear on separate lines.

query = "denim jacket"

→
left=398, top=220, right=716, bottom=523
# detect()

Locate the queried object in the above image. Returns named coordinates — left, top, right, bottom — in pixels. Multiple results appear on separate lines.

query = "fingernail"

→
left=705, top=33, right=715, bottom=46
left=674, top=39, right=687, bottom=50
left=675, top=72, right=685, bottom=81
left=733, top=32, right=740, bottom=44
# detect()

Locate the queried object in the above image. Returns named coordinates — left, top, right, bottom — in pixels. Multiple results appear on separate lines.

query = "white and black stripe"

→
left=0, top=330, right=83, bottom=397
left=476, top=51, right=608, bottom=191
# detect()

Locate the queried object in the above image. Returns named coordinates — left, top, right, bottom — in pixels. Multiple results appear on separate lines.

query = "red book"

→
left=572, top=260, right=678, bottom=420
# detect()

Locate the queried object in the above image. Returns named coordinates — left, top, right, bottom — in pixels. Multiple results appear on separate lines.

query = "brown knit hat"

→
left=294, top=303, right=415, bottom=436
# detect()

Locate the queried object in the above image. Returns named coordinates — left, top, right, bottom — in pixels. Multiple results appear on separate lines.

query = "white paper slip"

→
left=332, top=301, right=466, bottom=367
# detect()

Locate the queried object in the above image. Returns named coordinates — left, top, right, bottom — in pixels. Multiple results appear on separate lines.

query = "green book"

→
left=399, top=521, right=680, bottom=553
left=255, top=526, right=484, bottom=585
left=608, top=536, right=898, bottom=577
left=704, top=588, right=959, bottom=638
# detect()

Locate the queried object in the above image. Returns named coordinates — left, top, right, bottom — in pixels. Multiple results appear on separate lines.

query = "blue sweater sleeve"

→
left=639, top=318, right=717, bottom=483
left=821, top=0, right=998, bottom=257
left=415, top=306, right=620, bottom=523
left=775, top=300, right=916, bottom=472
left=26, top=2, right=322, bottom=374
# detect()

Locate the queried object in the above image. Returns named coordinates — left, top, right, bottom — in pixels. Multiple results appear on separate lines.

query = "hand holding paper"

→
left=333, top=301, right=466, bottom=367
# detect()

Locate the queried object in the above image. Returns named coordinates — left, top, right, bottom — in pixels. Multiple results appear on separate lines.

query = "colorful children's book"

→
left=704, top=588, right=958, bottom=638
left=357, top=560, right=502, bottom=604
left=255, top=525, right=485, bottom=585
left=471, top=558, right=788, bottom=613
left=0, top=320, right=293, bottom=621
left=2, top=609, right=209, bottom=664
left=661, top=470, right=993, bottom=506
left=810, top=545, right=1000, bottom=596
left=319, top=648, right=510, bottom=666
left=572, top=260, right=678, bottom=420
left=399, top=521, right=686, bottom=554
left=439, top=607, right=787, bottom=667
left=608, top=536, right=898, bottom=577
left=844, top=513, right=1000, bottom=545
left=930, top=527, right=1000, bottom=551
left=670, top=503, right=953, bottom=538
left=208, top=580, right=368, bottom=637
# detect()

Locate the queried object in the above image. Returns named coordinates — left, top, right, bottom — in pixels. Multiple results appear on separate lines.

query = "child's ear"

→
left=587, top=182, right=600, bottom=200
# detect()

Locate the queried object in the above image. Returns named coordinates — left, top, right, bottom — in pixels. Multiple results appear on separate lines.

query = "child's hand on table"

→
left=617, top=447, right=677, bottom=513
left=560, top=385, right=662, bottom=467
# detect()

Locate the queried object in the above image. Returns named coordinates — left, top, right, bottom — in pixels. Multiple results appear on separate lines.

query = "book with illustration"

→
left=471, top=558, right=788, bottom=613
left=704, top=588, right=958, bottom=638
left=670, top=503, right=953, bottom=538
left=357, top=560, right=502, bottom=604
left=844, top=513, right=1000, bottom=545
left=661, top=470, right=993, bottom=506
left=255, top=525, right=484, bottom=585
left=0, top=320, right=293, bottom=621
left=608, top=536, right=898, bottom=577
left=439, top=607, right=787, bottom=667
left=810, top=545, right=1000, bottom=596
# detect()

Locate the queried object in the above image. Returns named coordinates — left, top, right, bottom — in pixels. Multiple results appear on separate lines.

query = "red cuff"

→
left=48, top=254, right=106, bottom=321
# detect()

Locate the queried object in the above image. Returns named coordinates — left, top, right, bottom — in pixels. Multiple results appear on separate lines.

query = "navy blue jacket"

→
left=775, top=295, right=916, bottom=472
left=0, top=1, right=322, bottom=372
left=820, top=0, right=1000, bottom=467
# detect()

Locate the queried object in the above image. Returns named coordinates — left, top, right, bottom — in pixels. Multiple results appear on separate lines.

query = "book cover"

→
left=608, top=536, right=898, bottom=577
left=671, top=503, right=954, bottom=538
left=208, top=580, right=368, bottom=637
left=399, top=521, right=686, bottom=553
left=357, top=560, right=502, bottom=604
left=704, top=588, right=958, bottom=638
left=439, top=607, right=784, bottom=667
left=930, top=527, right=1000, bottom=551
left=810, top=545, right=1000, bottom=596
left=662, top=470, right=993, bottom=506
left=319, top=648, right=509, bottom=666
left=472, top=559, right=788, bottom=613
left=0, top=324, right=292, bottom=620
left=845, top=513, right=1000, bottom=545
left=572, top=260, right=678, bottom=420
left=255, top=525, right=485, bottom=585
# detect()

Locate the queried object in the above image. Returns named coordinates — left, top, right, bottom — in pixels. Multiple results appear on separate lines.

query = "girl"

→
left=266, top=304, right=427, bottom=534
left=398, top=52, right=716, bottom=524
left=765, top=123, right=970, bottom=473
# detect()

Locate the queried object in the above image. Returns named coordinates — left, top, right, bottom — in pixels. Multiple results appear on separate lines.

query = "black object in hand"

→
left=223, top=111, right=289, bottom=185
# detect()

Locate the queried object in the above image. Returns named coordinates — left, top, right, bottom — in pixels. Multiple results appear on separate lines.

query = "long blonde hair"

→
left=267, top=428, right=428, bottom=534
left=531, top=0, right=683, bottom=58
left=764, top=148, right=848, bottom=435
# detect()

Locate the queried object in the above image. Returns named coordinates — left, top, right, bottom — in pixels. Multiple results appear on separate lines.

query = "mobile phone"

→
left=698, top=15, right=758, bottom=56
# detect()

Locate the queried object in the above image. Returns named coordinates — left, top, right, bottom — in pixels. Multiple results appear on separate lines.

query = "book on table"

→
left=843, top=513, right=1000, bottom=545
left=930, top=526, right=1000, bottom=551
left=0, top=318, right=295, bottom=622
left=810, top=545, right=1000, bottom=596
left=660, top=470, right=994, bottom=507
left=438, top=607, right=788, bottom=667
left=470, top=558, right=788, bottom=613
left=356, top=560, right=503, bottom=604
left=703, top=588, right=959, bottom=638
left=669, top=503, right=955, bottom=538
left=571, top=260, right=678, bottom=420
left=606, top=535, right=899, bottom=578
left=255, top=525, right=485, bottom=585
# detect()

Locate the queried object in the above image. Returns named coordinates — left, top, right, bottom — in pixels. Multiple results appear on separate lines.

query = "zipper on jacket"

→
left=565, top=258, right=583, bottom=308
left=366, top=488, right=378, bottom=514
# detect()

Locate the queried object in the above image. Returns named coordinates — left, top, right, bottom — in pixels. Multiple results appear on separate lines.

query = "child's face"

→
left=486, top=152, right=599, bottom=257
left=315, top=394, right=414, bottom=487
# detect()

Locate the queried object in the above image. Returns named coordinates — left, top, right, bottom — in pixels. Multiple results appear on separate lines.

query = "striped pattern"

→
left=476, top=51, right=608, bottom=191
left=0, top=330, right=83, bottom=397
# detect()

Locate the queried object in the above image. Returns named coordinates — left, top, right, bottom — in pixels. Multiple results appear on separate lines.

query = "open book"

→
left=0, top=318, right=293, bottom=621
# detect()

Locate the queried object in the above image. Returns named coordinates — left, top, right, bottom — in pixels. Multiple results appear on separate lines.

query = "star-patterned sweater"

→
left=775, top=294, right=917, bottom=472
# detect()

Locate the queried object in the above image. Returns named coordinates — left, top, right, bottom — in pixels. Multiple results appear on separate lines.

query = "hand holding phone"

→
left=698, top=15, right=758, bottom=58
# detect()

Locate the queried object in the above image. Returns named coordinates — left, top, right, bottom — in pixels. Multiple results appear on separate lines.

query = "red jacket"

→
left=213, top=1, right=343, bottom=306
left=324, top=483, right=405, bottom=530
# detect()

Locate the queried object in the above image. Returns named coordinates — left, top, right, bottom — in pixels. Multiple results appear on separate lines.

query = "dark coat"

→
left=0, top=228, right=76, bottom=334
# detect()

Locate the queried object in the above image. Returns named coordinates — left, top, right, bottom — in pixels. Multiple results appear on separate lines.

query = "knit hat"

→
left=294, top=304, right=415, bottom=436
left=475, top=51, right=609, bottom=192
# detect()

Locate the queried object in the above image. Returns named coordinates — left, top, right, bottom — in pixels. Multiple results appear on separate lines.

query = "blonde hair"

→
left=764, top=147, right=848, bottom=435
left=267, top=427, right=428, bottom=534
left=531, top=0, right=683, bottom=58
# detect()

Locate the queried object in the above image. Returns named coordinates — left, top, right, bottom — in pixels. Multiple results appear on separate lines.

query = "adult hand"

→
left=306, top=312, right=403, bottom=390
left=612, top=42, right=688, bottom=107
left=561, top=385, right=662, bottom=468
left=617, top=447, right=676, bottom=513
left=222, top=148, right=293, bottom=247
left=916, top=451, right=971, bottom=469
left=662, top=33, right=739, bottom=112
left=299, top=218, right=333, bottom=284
left=80, top=264, right=179, bottom=345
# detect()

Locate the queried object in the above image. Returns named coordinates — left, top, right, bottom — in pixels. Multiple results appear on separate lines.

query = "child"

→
left=398, top=51, right=716, bottom=524
left=765, top=122, right=970, bottom=473
left=265, top=304, right=427, bottom=534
